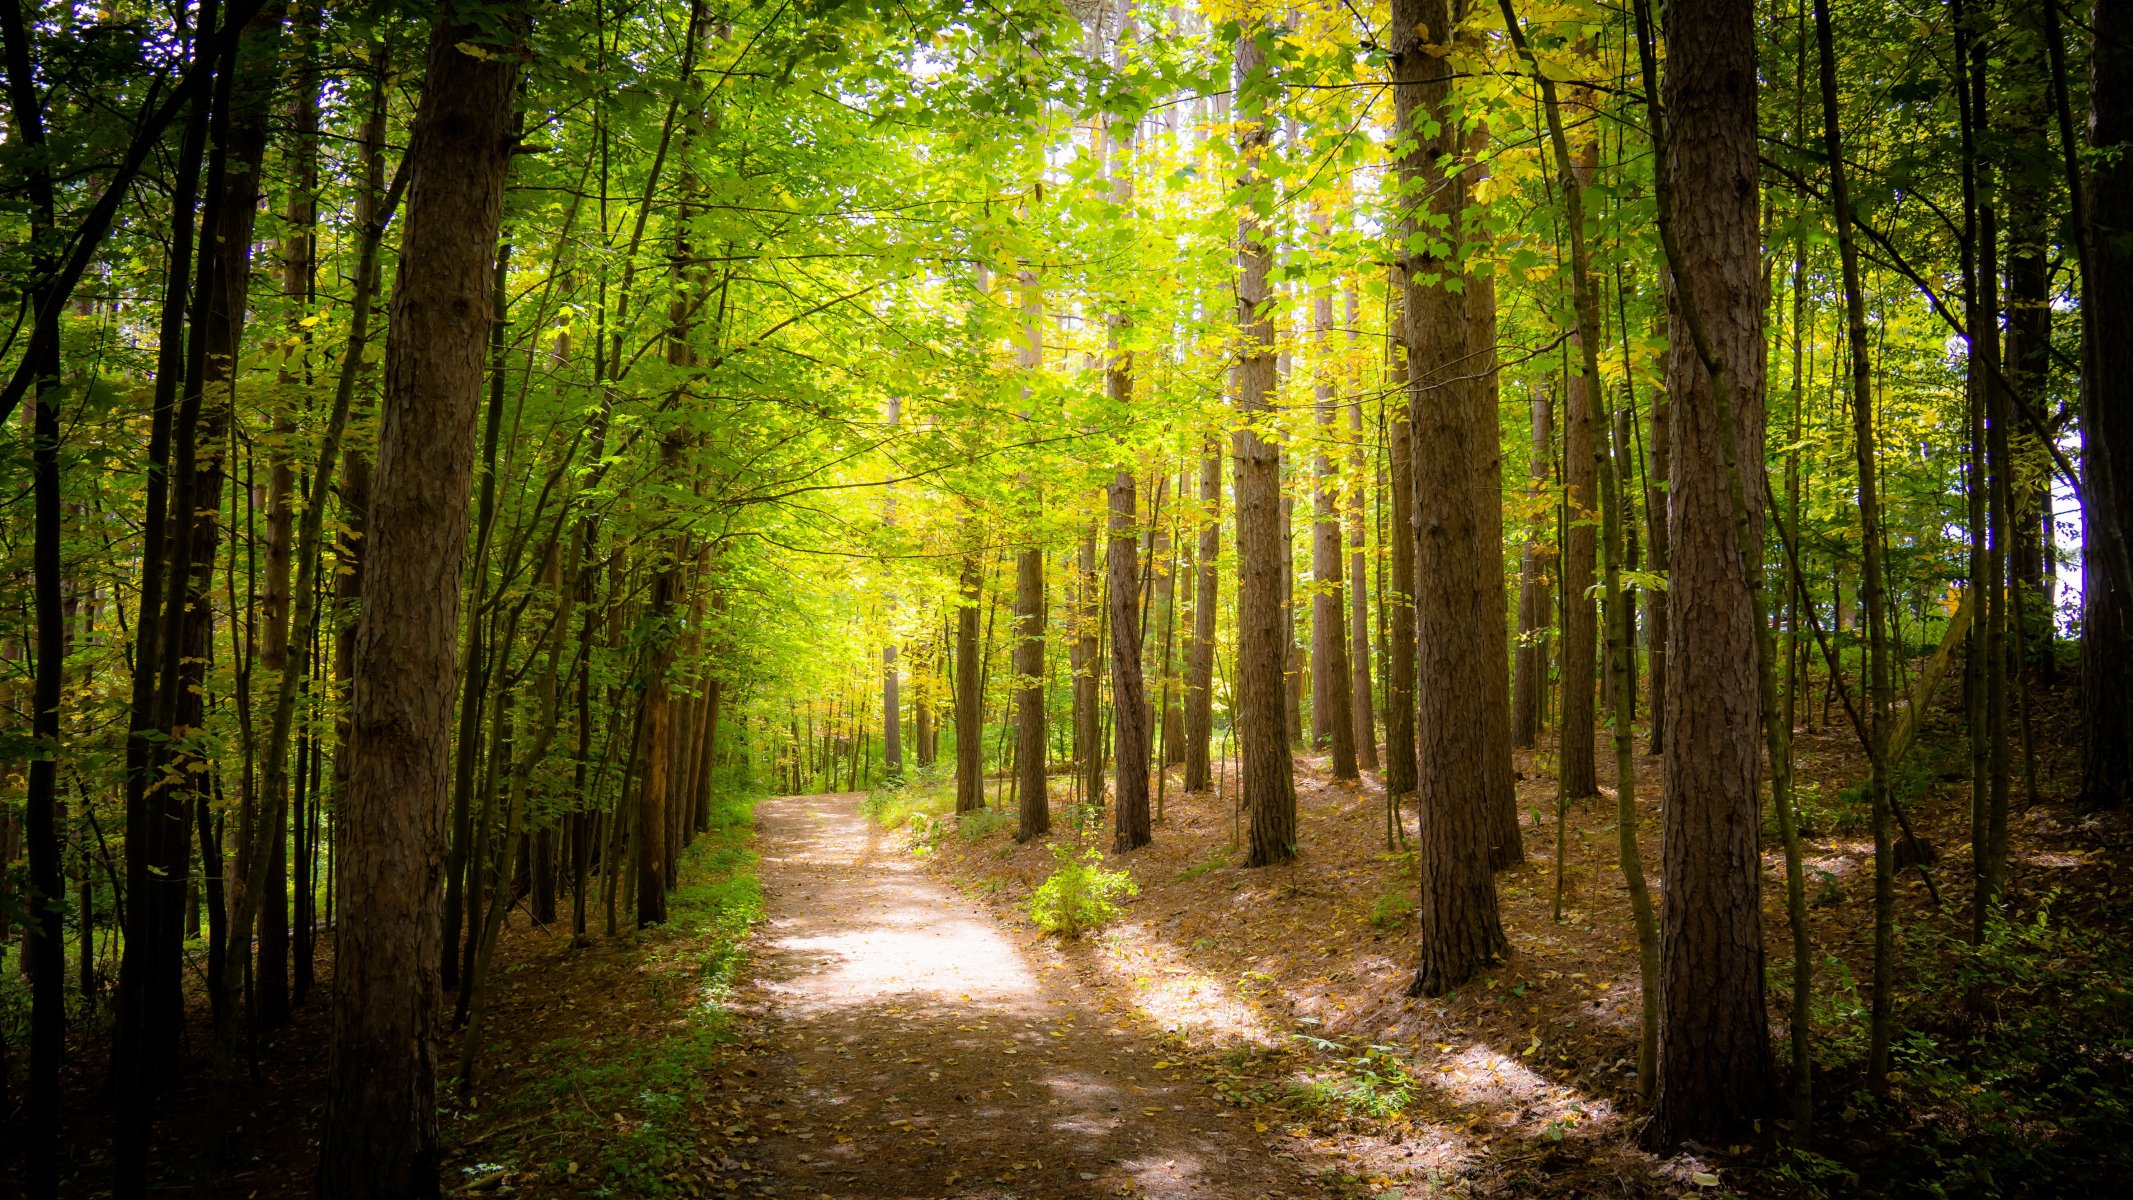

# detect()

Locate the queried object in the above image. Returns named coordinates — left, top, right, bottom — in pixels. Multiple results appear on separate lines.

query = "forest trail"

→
left=735, top=792, right=1329, bottom=1199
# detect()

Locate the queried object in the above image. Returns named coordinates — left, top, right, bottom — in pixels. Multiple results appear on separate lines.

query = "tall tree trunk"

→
left=1513, top=387, right=1555, bottom=747
left=1347, top=297, right=1378, bottom=770
left=958, top=548, right=986, bottom=816
left=1012, top=263, right=1049, bottom=828
left=1184, top=446, right=1220, bottom=791
left=1, top=3, right=66, bottom=1188
left=1391, top=0, right=1506, bottom=992
left=2080, top=0, right=2133, bottom=806
left=1384, top=278, right=1418, bottom=799
left=1559, top=366, right=1598, bottom=795
left=319, top=12, right=519, bottom=1196
left=1232, top=28, right=1298, bottom=866
left=1311, top=284, right=1358, bottom=778
left=1645, top=364, right=1672, bottom=753
left=1109, top=466, right=1151, bottom=848
left=1634, top=0, right=1775, bottom=1148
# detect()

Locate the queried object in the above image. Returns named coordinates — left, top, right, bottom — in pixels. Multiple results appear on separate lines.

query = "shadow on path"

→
left=732, top=793, right=1327, bottom=1199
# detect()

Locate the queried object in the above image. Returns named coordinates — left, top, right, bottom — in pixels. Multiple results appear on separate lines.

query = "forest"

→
left=0, top=0, right=2129, bottom=1195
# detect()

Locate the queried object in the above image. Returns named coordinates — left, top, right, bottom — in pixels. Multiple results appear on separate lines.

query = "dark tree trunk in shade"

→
left=1110, top=469, right=1152, bottom=850
left=1645, top=381, right=1672, bottom=753
left=1391, top=0, right=1505, bottom=993
left=1383, top=279, right=1418, bottom=800
left=1558, top=366, right=1598, bottom=797
left=1184, top=447, right=1220, bottom=792
left=320, top=12, right=519, bottom=1196
left=1014, top=546, right=1048, bottom=826
left=2082, top=0, right=2133, bottom=806
left=1513, top=387, right=1555, bottom=747
left=1347, top=318, right=1378, bottom=771
left=1232, top=29, right=1298, bottom=866
left=1311, top=287, right=1359, bottom=778
left=1073, top=526, right=1101, bottom=800
left=1642, top=0, right=1775, bottom=1148
left=957, top=550, right=986, bottom=817
left=1466, top=240, right=1524, bottom=869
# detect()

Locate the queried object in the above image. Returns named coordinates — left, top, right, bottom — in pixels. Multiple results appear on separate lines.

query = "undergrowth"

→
left=1028, top=841, right=1137, bottom=936
left=482, top=785, right=764, bottom=1199
left=1773, top=890, right=2133, bottom=1198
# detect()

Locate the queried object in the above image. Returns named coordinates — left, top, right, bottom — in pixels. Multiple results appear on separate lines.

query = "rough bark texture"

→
left=1111, top=469, right=1152, bottom=850
left=1014, top=546, right=1048, bottom=824
left=1384, top=280, right=1418, bottom=800
left=2082, top=0, right=2133, bottom=807
left=1074, top=526, right=1102, bottom=801
left=957, top=551, right=986, bottom=817
left=1184, top=448, right=1220, bottom=792
left=320, top=18, right=518, bottom=1198
left=1645, top=381, right=1672, bottom=754
left=1311, top=288, right=1358, bottom=778
left=1233, top=30, right=1297, bottom=866
left=1558, top=366, right=1598, bottom=796
left=1467, top=250, right=1524, bottom=870
left=1347, top=333, right=1378, bottom=770
left=1645, top=0, right=1775, bottom=1147
left=1392, top=0, right=1505, bottom=993
left=1513, top=388, right=1555, bottom=747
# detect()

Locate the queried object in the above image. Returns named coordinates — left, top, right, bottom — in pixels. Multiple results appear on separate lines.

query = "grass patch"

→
left=483, top=786, right=764, bottom=1198
left=1179, top=852, right=1232, bottom=881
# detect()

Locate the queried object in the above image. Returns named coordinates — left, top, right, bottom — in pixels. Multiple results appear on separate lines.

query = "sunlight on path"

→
left=737, top=793, right=1325, bottom=1200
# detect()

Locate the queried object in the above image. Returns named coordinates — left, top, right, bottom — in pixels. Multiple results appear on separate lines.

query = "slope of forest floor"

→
left=20, top=679, right=2133, bottom=1199
left=880, top=678, right=2133, bottom=1199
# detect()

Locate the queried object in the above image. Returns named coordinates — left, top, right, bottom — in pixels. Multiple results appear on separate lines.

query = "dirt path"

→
left=730, top=793, right=1330, bottom=1200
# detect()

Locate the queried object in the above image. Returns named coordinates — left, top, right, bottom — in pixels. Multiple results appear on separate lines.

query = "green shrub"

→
left=1027, top=842, right=1138, bottom=936
left=1367, top=890, right=1416, bottom=929
left=957, top=806, right=1011, bottom=841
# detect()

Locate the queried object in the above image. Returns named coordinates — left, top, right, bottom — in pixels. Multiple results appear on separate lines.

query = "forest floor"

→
left=22, top=677, right=2133, bottom=1199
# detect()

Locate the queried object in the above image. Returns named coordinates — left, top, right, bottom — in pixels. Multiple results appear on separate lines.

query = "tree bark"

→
left=1559, top=368, right=1598, bottom=795
left=2082, top=0, right=2133, bottom=805
left=1312, top=285, right=1359, bottom=778
left=1185, top=446, right=1220, bottom=791
left=1636, top=0, right=1775, bottom=1147
left=1110, top=467, right=1151, bottom=849
left=320, top=13, right=519, bottom=1196
left=1384, top=277, right=1418, bottom=800
left=1513, top=388, right=1554, bottom=747
left=1391, top=0, right=1506, bottom=993
left=958, top=548, right=986, bottom=816
left=1347, top=300, right=1378, bottom=771
left=1233, top=29, right=1298, bottom=867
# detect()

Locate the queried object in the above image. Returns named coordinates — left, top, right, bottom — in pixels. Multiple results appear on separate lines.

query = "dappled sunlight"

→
left=1088, top=916, right=1285, bottom=1048
left=732, top=792, right=1330, bottom=1198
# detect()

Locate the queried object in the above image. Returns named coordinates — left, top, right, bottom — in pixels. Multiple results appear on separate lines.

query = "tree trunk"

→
left=1513, top=388, right=1554, bottom=747
left=1392, top=0, right=1506, bottom=993
left=2081, top=0, right=2133, bottom=806
left=1384, top=278, right=1418, bottom=799
left=1637, top=0, right=1775, bottom=1148
left=320, top=12, right=519, bottom=1196
left=1347, top=306, right=1378, bottom=771
left=1558, top=366, right=1598, bottom=796
left=1312, top=285, right=1358, bottom=778
left=1110, top=466, right=1151, bottom=849
left=958, top=548, right=986, bottom=816
left=1185, top=446, right=1220, bottom=792
left=1233, top=28, right=1298, bottom=867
